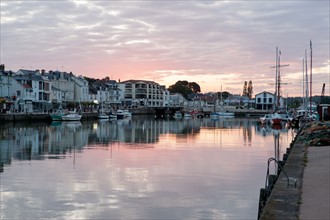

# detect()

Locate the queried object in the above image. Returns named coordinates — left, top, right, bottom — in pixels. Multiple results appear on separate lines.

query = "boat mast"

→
left=309, top=39, right=313, bottom=116
left=275, top=47, right=278, bottom=111
left=271, top=47, right=289, bottom=111
left=305, top=49, right=309, bottom=111
left=302, top=58, right=305, bottom=109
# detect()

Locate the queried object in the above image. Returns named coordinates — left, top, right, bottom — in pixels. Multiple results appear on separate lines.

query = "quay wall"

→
left=258, top=121, right=330, bottom=219
left=258, top=127, right=305, bottom=220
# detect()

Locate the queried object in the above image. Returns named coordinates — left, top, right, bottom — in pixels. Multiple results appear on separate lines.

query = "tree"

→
left=247, top=80, right=253, bottom=99
left=243, top=81, right=248, bottom=97
left=168, top=80, right=201, bottom=99
left=188, top=82, right=201, bottom=93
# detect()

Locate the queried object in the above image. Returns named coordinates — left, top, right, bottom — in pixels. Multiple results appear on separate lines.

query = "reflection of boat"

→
left=211, top=111, right=235, bottom=120
left=62, top=121, right=82, bottom=128
left=97, top=112, right=109, bottom=120
left=62, top=111, right=82, bottom=121
left=173, top=111, right=182, bottom=119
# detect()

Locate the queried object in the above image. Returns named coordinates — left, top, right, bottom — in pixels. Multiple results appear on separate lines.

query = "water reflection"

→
left=0, top=117, right=295, bottom=168
left=0, top=117, right=295, bottom=219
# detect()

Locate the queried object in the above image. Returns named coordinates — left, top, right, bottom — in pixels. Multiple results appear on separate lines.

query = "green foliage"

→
left=216, top=91, right=230, bottom=100
left=247, top=80, right=253, bottom=99
left=168, top=80, right=201, bottom=99
left=243, top=81, right=253, bottom=99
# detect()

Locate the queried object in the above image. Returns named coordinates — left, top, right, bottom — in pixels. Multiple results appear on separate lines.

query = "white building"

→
left=47, top=71, right=75, bottom=102
left=72, top=75, right=89, bottom=102
left=255, top=91, right=284, bottom=110
left=15, top=69, right=51, bottom=112
left=118, top=80, right=169, bottom=107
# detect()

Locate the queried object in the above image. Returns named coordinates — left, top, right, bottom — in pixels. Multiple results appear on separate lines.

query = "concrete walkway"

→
left=299, top=146, right=330, bottom=220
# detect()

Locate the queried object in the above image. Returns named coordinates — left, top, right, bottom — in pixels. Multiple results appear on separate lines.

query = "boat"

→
left=183, top=112, right=192, bottom=119
left=50, top=109, right=65, bottom=121
left=173, top=111, right=182, bottom=119
left=260, top=114, right=272, bottom=124
left=123, top=109, right=132, bottom=117
left=97, top=102, right=109, bottom=119
left=116, top=109, right=125, bottom=119
left=271, top=112, right=282, bottom=125
left=217, top=111, right=235, bottom=118
left=61, top=110, right=82, bottom=121
left=210, top=112, right=219, bottom=120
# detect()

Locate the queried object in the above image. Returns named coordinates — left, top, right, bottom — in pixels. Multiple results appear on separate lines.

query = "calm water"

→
left=0, top=116, right=295, bottom=220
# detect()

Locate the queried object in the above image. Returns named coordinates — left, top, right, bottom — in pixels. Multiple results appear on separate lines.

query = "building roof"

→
left=120, top=79, right=159, bottom=85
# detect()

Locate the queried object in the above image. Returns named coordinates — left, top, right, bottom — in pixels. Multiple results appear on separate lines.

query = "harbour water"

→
left=0, top=116, right=295, bottom=219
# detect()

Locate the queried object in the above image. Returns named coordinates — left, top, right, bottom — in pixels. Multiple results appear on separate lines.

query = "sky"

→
left=1, top=0, right=329, bottom=97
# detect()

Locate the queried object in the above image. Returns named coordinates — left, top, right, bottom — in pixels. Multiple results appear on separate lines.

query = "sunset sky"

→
left=1, top=0, right=329, bottom=97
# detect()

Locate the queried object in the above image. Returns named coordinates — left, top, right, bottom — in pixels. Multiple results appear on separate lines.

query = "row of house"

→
left=0, top=65, right=284, bottom=113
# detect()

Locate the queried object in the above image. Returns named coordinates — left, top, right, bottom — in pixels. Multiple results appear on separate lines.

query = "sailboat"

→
left=212, top=85, right=235, bottom=119
left=97, top=101, right=109, bottom=120
left=270, top=47, right=289, bottom=126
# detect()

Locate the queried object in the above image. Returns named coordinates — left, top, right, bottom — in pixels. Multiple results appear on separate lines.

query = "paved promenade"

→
left=299, top=145, right=330, bottom=220
left=260, top=121, right=330, bottom=220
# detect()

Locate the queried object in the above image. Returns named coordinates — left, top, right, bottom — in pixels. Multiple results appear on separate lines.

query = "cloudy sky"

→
left=1, top=0, right=329, bottom=97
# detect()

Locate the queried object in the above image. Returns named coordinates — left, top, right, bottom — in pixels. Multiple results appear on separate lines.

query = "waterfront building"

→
left=168, top=93, right=186, bottom=107
left=46, top=71, right=75, bottom=103
left=71, top=75, right=89, bottom=102
left=15, top=69, right=51, bottom=112
left=89, top=79, right=121, bottom=110
left=255, top=91, right=284, bottom=110
left=118, top=80, right=169, bottom=108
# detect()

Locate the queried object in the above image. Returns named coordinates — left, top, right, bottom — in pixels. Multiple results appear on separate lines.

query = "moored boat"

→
left=61, top=110, right=82, bottom=121
left=173, top=111, right=182, bottom=119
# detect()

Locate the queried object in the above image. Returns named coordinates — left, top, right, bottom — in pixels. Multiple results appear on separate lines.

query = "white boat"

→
left=217, top=111, right=235, bottom=118
left=61, top=111, right=82, bottom=121
left=123, top=109, right=132, bottom=117
left=260, top=114, right=273, bottom=124
left=184, top=112, right=192, bottom=119
left=116, top=110, right=125, bottom=119
left=210, top=112, right=219, bottom=120
left=97, top=102, right=109, bottom=119
left=173, top=111, right=182, bottom=119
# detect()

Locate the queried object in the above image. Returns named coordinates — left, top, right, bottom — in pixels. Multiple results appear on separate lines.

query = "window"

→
left=257, top=98, right=261, bottom=103
left=269, top=98, right=272, bottom=103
